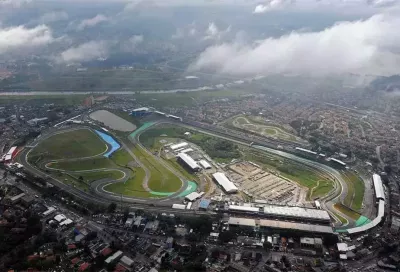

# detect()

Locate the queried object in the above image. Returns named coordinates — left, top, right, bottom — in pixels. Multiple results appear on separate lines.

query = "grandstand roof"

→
left=295, top=147, right=317, bottom=155
left=171, top=142, right=188, bottom=150
left=212, top=172, right=238, bottom=193
left=329, top=158, right=346, bottom=166
left=180, top=148, right=194, bottom=153
left=373, top=174, right=385, bottom=200
left=228, top=217, right=334, bottom=234
left=7, top=146, right=17, bottom=155
left=259, top=219, right=334, bottom=234
left=177, top=152, right=200, bottom=170
left=263, top=205, right=331, bottom=221
left=132, top=107, right=149, bottom=112
left=229, top=205, right=259, bottom=213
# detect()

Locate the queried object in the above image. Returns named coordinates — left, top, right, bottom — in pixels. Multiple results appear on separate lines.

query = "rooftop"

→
left=262, top=204, right=331, bottom=221
left=177, top=152, right=200, bottom=170
left=228, top=217, right=256, bottom=227
left=212, top=172, right=238, bottom=193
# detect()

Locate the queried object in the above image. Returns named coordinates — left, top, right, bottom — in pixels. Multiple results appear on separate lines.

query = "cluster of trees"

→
left=190, top=136, right=240, bottom=160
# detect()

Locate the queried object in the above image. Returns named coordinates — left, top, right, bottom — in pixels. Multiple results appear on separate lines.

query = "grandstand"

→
left=373, top=174, right=385, bottom=201
left=226, top=203, right=331, bottom=224
left=345, top=200, right=385, bottom=235
left=228, top=217, right=334, bottom=236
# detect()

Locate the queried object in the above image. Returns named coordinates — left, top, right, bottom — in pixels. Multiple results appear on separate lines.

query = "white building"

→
left=177, top=152, right=200, bottom=171
left=212, top=172, right=238, bottom=193
left=171, top=142, right=188, bottom=150
left=172, top=204, right=186, bottom=210
left=54, top=214, right=66, bottom=222
left=199, top=160, right=212, bottom=169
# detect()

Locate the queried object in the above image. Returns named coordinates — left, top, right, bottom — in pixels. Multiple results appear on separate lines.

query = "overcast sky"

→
left=0, top=0, right=399, bottom=77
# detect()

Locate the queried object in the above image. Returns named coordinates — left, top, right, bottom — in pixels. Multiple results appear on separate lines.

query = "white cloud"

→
left=59, top=41, right=109, bottom=63
left=0, top=24, right=54, bottom=54
left=189, top=11, right=400, bottom=77
left=0, top=0, right=32, bottom=8
left=367, top=0, right=398, bottom=7
left=121, top=35, right=143, bottom=52
left=38, top=11, right=69, bottom=23
left=77, top=14, right=109, bottom=31
left=206, top=22, right=219, bottom=37
left=204, top=22, right=231, bottom=40
left=253, top=0, right=294, bottom=13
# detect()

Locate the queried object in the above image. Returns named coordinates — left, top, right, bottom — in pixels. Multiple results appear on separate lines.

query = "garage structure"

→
left=177, top=152, right=200, bottom=172
left=212, top=172, right=238, bottom=193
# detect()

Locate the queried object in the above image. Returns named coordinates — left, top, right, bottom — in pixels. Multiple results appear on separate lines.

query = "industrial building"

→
left=172, top=204, right=186, bottom=210
left=42, top=207, right=56, bottom=217
left=177, top=152, right=200, bottom=171
left=59, top=218, right=73, bottom=226
left=212, top=172, right=238, bottom=193
left=1, top=146, right=18, bottom=163
left=105, top=250, right=123, bottom=265
left=185, top=191, right=204, bottom=202
left=54, top=214, right=67, bottom=222
left=10, top=193, right=25, bottom=204
left=199, top=199, right=211, bottom=210
left=171, top=142, right=188, bottom=151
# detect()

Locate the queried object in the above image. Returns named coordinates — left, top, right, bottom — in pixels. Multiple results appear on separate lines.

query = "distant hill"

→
left=369, top=75, right=400, bottom=93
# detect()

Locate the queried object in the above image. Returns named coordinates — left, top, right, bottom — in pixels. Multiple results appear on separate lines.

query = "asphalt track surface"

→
left=20, top=125, right=187, bottom=206
left=19, top=122, right=355, bottom=226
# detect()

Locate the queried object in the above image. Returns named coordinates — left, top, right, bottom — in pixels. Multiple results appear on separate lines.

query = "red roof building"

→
left=79, top=262, right=90, bottom=272
left=113, top=263, right=128, bottom=272
left=101, top=247, right=112, bottom=257
left=68, top=244, right=77, bottom=250
left=71, top=257, right=80, bottom=265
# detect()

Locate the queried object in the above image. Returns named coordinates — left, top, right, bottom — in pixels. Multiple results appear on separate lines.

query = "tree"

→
left=107, top=202, right=117, bottom=213
left=219, top=230, right=236, bottom=244
left=263, top=241, right=272, bottom=252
